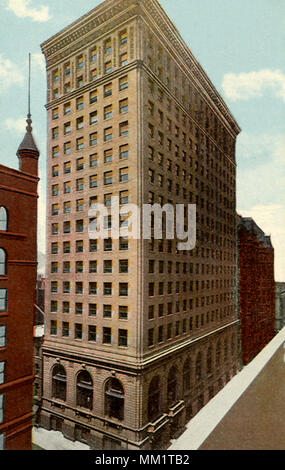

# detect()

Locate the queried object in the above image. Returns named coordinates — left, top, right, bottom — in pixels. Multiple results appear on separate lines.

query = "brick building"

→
left=238, top=216, right=276, bottom=365
left=0, top=115, right=40, bottom=449
left=40, top=0, right=240, bottom=449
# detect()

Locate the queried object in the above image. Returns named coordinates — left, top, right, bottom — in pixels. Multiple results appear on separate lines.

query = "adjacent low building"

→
left=0, top=114, right=40, bottom=449
left=238, top=216, right=276, bottom=366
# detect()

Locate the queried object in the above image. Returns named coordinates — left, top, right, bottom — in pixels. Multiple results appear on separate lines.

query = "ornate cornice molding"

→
left=140, top=0, right=241, bottom=135
left=41, top=0, right=240, bottom=134
left=41, top=0, right=139, bottom=66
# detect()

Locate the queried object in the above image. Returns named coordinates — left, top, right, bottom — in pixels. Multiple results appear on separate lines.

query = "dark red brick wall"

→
left=0, top=163, right=39, bottom=449
left=239, top=225, right=276, bottom=365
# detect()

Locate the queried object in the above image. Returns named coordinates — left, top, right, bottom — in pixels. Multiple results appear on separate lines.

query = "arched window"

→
left=216, top=339, right=221, bottom=366
left=167, top=366, right=178, bottom=407
left=207, top=347, right=213, bottom=375
left=76, top=370, right=93, bottom=410
left=195, top=352, right=202, bottom=381
left=183, top=359, right=191, bottom=393
left=105, top=378, right=124, bottom=421
left=148, top=376, right=161, bottom=422
left=52, top=364, right=67, bottom=401
left=0, top=208, right=8, bottom=231
left=0, top=250, right=7, bottom=276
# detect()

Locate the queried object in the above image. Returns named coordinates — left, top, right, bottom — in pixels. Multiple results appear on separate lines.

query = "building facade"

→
left=0, top=116, right=39, bottom=449
left=238, top=216, right=276, bottom=365
left=41, top=0, right=240, bottom=450
left=275, top=282, right=285, bottom=332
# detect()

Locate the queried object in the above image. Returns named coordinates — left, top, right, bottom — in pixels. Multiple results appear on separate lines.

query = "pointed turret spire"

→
left=17, top=53, right=40, bottom=175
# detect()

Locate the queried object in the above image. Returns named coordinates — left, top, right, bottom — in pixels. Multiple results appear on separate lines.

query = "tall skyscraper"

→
left=41, top=0, right=241, bottom=450
left=0, top=112, right=40, bottom=450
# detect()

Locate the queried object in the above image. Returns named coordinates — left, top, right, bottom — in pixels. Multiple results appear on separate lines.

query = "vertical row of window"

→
left=52, top=30, right=129, bottom=99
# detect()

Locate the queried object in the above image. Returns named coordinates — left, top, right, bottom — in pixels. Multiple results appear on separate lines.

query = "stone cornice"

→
left=41, top=0, right=139, bottom=67
left=140, top=0, right=241, bottom=136
left=41, top=0, right=240, bottom=136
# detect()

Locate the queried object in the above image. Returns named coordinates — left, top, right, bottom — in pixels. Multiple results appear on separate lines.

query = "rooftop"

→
left=170, top=328, right=285, bottom=450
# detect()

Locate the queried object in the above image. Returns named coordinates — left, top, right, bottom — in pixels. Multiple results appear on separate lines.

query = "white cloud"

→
left=0, top=54, right=24, bottom=92
left=222, top=69, right=285, bottom=102
left=6, top=0, right=51, bottom=22
left=4, top=116, right=27, bottom=133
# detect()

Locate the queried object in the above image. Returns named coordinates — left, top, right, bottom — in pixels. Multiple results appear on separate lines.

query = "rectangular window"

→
left=89, top=261, right=97, bottom=273
left=64, top=101, right=71, bottom=115
left=0, top=432, right=5, bottom=450
left=104, top=149, right=113, bottom=164
left=64, top=163, right=71, bottom=176
left=119, top=283, right=128, bottom=296
left=104, top=83, right=112, bottom=97
left=104, top=105, right=113, bottom=120
left=90, top=90, right=98, bottom=104
left=89, top=239, right=97, bottom=252
left=89, top=153, right=98, bottom=168
left=89, top=174, right=98, bottom=188
left=104, top=282, right=112, bottom=296
left=52, top=145, right=60, bottom=158
left=62, top=322, right=70, bottom=337
left=76, top=137, right=84, bottom=150
left=0, top=326, right=6, bottom=348
left=119, top=306, right=128, bottom=320
left=104, top=260, right=113, bottom=273
left=89, top=304, right=97, bottom=316
left=104, top=127, right=113, bottom=142
left=50, top=320, right=57, bottom=335
left=103, top=304, right=112, bottom=318
left=119, top=167, right=129, bottom=183
left=90, top=111, right=98, bottom=125
left=119, top=144, right=129, bottom=160
left=119, top=30, right=128, bottom=45
left=89, top=282, right=97, bottom=295
left=90, top=132, right=98, bottom=146
left=76, top=199, right=84, bottom=212
left=88, top=326, right=97, bottom=342
left=119, top=98, right=128, bottom=114
left=104, top=238, right=113, bottom=251
left=90, top=68, right=98, bottom=80
left=76, top=178, right=84, bottom=191
left=105, top=61, right=113, bottom=74
left=119, top=121, right=129, bottom=136
left=120, top=53, right=128, bottom=67
left=0, top=290, right=8, bottom=312
left=119, top=236, right=129, bottom=251
left=75, top=323, right=83, bottom=340
left=118, top=329, right=128, bottom=347
left=103, top=327, right=112, bottom=344
left=104, top=171, right=113, bottom=185
left=120, top=190, right=129, bottom=205
left=0, top=362, right=5, bottom=385
left=0, top=394, right=5, bottom=424
left=119, top=75, right=128, bottom=91
left=148, top=329, right=154, bottom=347
left=119, top=259, right=128, bottom=273
left=76, top=157, right=84, bottom=171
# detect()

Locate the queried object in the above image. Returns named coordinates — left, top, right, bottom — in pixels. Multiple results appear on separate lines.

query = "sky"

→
left=0, top=0, right=284, bottom=279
